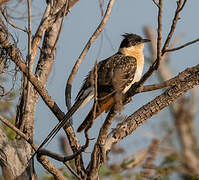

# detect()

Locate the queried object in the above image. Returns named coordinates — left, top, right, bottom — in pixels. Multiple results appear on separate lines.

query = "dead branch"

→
left=65, top=0, right=115, bottom=110
left=152, top=0, right=160, bottom=8
left=162, top=0, right=187, bottom=54
left=135, top=74, right=179, bottom=93
left=86, top=64, right=199, bottom=179
left=145, top=26, right=199, bottom=174
left=105, top=64, right=199, bottom=153
left=0, top=116, right=65, bottom=179
left=0, top=8, right=27, bottom=32
left=164, top=38, right=199, bottom=53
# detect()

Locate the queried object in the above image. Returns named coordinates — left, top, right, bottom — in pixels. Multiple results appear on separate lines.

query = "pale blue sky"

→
left=6, top=0, right=199, bottom=177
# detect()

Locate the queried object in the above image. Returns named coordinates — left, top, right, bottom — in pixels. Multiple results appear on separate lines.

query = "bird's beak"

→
left=141, top=39, right=150, bottom=43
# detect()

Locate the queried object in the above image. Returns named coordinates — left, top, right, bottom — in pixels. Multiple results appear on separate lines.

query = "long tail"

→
left=30, top=98, right=84, bottom=161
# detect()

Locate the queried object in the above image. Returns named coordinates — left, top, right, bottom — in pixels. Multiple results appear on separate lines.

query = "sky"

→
left=4, top=0, right=199, bottom=177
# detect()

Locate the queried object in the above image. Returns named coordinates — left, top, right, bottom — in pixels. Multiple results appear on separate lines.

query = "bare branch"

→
left=156, top=0, right=163, bottom=67
left=152, top=0, right=160, bottom=8
left=50, top=0, right=69, bottom=54
left=65, top=0, right=115, bottom=110
left=164, top=38, right=199, bottom=53
left=27, top=0, right=33, bottom=67
left=105, top=64, right=199, bottom=153
left=0, top=115, right=66, bottom=179
left=64, top=162, right=82, bottom=180
left=136, top=78, right=178, bottom=93
left=0, top=28, right=66, bottom=124
left=37, top=155, right=67, bottom=180
left=30, top=2, right=51, bottom=63
left=162, top=0, right=187, bottom=54
left=0, top=8, right=27, bottom=32
left=127, top=0, right=163, bottom=93
left=0, top=115, right=36, bottom=150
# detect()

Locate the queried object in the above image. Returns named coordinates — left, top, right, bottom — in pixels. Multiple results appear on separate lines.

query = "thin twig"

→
left=152, top=0, right=160, bottom=8
left=0, top=115, right=37, bottom=151
left=164, top=38, right=199, bottom=53
left=136, top=79, right=176, bottom=93
left=27, top=0, right=32, bottom=63
left=64, top=162, right=82, bottom=180
left=156, top=0, right=163, bottom=67
left=30, top=2, right=51, bottom=63
left=178, top=0, right=187, bottom=12
left=126, top=0, right=188, bottom=99
left=68, top=0, right=79, bottom=10
left=50, top=0, right=69, bottom=54
left=0, top=8, right=27, bottom=32
left=127, top=0, right=163, bottom=91
left=65, top=0, right=115, bottom=110
left=162, top=0, right=187, bottom=54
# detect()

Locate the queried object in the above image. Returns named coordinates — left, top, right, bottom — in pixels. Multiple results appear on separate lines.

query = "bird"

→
left=31, top=33, right=150, bottom=159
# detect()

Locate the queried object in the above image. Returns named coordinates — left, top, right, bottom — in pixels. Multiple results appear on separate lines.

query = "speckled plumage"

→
left=76, top=33, right=149, bottom=132
left=76, top=53, right=137, bottom=101
left=33, top=34, right=149, bottom=156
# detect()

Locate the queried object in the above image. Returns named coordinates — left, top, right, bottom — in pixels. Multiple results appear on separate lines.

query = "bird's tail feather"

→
left=29, top=98, right=84, bottom=161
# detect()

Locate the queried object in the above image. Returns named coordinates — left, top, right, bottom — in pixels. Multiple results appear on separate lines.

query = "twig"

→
left=152, top=0, right=160, bottom=8
left=0, top=8, right=27, bottom=32
left=126, top=0, right=188, bottom=99
left=162, top=0, right=187, bottom=54
left=65, top=0, right=115, bottom=110
left=27, top=0, right=32, bottom=60
left=164, top=38, right=199, bottom=53
left=178, top=0, right=187, bottom=13
left=37, top=156, right=67, bottom=180
left=68, top=0, right=79, bottom=11
left=0, top=115, right=37, bottom=150
left=26, top=0, right=32, bottom=134
left=156, top=0, right=163, bottom=67
left=5, top=44, right=65, bottom=123
left=30, top=2, right=51, bottom=63
left=50, top=0, right=69, bottom=54
left=125, top=0, right=163, bottom=99
left=0, top=116, right=84, bottom=179
left=64, top=162, right=82, bottom=180
left=135, top=79, right=177, bottom=93
left=87, top=107, right=117, bottom=177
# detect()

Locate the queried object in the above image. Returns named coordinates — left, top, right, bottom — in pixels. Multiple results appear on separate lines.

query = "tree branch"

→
left=0, top=116, right=66, bottom=179
left=105, top=64, right=199, bottom=152
left=162, top=0, right=187, bottom=54
left=164, top=38, right=199, bottom=53
left=65, top=0, right=115, bottom=110
left=0, top=8, right=27, bottom=32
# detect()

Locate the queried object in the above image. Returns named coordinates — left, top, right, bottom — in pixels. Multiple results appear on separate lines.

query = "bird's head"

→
left=119, top=33, right=150, bottom=56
